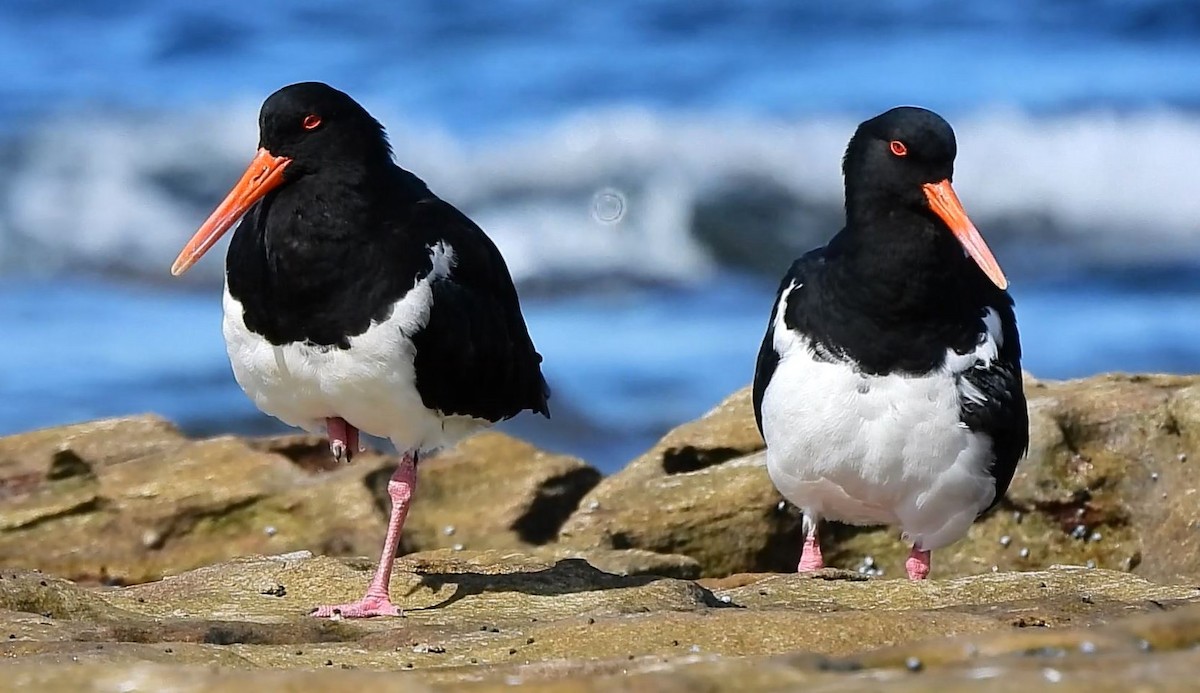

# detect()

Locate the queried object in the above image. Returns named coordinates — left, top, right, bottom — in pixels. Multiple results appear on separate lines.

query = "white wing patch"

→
left=949, top=307, right=1004, bottom=407
left=770, top=281, right=803, bottom=356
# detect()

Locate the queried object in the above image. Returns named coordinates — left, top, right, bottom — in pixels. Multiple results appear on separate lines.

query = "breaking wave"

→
left=2, top=104, right=1198, bottom=288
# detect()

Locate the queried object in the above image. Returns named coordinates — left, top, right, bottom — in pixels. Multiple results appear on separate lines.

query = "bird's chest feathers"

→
left=761, top=282, right=1004, bottom=511
left=220, top=241, right=457, bottom=435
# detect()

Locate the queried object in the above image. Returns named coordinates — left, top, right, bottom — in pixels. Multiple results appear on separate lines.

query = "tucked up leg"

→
left=326, top=416, right=361, bottom=464
left=905, top=546, right=931, bottom=580
left=311, top=451, right=418, bottom=618
left=797, top=513, right=825, bottom=572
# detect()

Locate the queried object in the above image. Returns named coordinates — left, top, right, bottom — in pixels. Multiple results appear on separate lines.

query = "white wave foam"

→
left=3, top=104, right=1198, bottom=285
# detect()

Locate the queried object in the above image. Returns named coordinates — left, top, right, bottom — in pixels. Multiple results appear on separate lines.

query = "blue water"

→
left=1, top=2, right=1198, bottom=472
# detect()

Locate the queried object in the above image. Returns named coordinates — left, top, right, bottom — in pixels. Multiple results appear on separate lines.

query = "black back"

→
left=225, top=83, right=549, bottom=423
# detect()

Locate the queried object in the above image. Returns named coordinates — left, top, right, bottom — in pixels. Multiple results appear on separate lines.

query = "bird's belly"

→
left=761, top=347, right=996, bottom=551
left=221, top=289, right=487, bottom=451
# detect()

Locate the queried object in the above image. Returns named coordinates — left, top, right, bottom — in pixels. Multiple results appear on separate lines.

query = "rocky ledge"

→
left=1, top=373, right=1199, bottom=689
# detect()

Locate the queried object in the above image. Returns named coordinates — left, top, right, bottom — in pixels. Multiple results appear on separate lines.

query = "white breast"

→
left=221, top=241, right=490, bottom=452
left=760, top=282, right=1000, bottom=551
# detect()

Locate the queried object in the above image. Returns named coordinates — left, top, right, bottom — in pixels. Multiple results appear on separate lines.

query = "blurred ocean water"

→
left=1, top=1, right=1198, bottom=471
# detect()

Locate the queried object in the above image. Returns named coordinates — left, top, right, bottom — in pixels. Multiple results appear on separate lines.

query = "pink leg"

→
left=797, top=517, right=824, bottom=572
left=326, top=417, right=360, bottom=463
left=311, top=453, right=417, bottom=618
left=905, top=546, right=931, bottom=580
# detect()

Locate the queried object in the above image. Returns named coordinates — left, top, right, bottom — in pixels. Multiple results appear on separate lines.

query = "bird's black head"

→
left=258, top=81, right=393, bottom=176
left=841, top=106, right=1008, bottom=290
left=843, top=106, right=957, bottom=210
left=171, top=82, right=393, bottom=276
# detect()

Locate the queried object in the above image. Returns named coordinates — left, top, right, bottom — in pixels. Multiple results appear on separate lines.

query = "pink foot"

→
left=906, top=547, right=931, bottom=580
left=310, top=452, right=417, bottom=618
left=326, top=417, right=361, bottom=463
left=797, top=520, right=824, bottom=572
left=311, top=593, right=401, bottom=619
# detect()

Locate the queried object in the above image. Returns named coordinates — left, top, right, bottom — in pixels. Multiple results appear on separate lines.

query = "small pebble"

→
left=1043, top=668, right=1063, bottom=683
left=672, top=640, right=680, bottom=646
left=470, top=657, right=478, bottom=664
left=776, top=500, right=787, bottom=512
left=452, top=543, right=464, bottom=551
left=294, top=650, right=303, bottom=656
left=404, top=663, right=414, bottom=669
left=1179, top=453, right=1188, bottom=463
left=1019, top=547, right=1030, bottom=558
left=6, top=634, right=14, bottom=640
left=264, top=525, right=277, bottom=537
left=1086, top=560, right=1097, bottom=569
left=508, top=648, right=517, bottom=655
left=489, top=626, right=500, bottom=633
left=1071, top=525, right=1088, bottom=540
left=1081, top=594, right=1094, bottom=604
left=411, top=644, right=446, bottom=654
left=526, top=637, right=535, bottom=645
left=1138, top=639, right=1153, bottom=652
left=480, top=625, right=488, bottom=631
left=991, top=565, right=999, bottom=572
left=443, top=525, right=456, bottom=536
left=1012, top=510, right=1023, bottom=523
left=324, top=660, right=333, bottom=667
left=1079, top=641, right=1097, bottom=654
left=999, top=535, right=1012, bottom=547
left=164, top=647, right=173, bottom=654
left=1151, top=472, right=1159, bottom=482
left=1090, top=532, right=1103, bottom=543
left=1075, top=508, right=1086, bottom=519
left=587, top=500, right=600, bottom=511
left=905, top=656, right=923, bottom=672
left=689, top=644, right=701, bottom=653
left=587, top=618, right=595, bottom=625
left=719, top=595, right=732, bottom=604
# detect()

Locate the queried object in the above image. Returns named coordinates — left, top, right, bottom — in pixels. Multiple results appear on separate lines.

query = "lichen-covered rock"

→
left=560, top=374, right=1200, bottom=583
left=558, top=390, right=798, bottom=575
left=0, top=551, right=1197, bottom=691
left=0, top=423, right=598, bottom=585
left=392, top=432, right=600, bottom=552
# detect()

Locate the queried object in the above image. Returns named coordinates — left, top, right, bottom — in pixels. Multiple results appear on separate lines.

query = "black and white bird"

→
left=171, top=82, right=550, bottom=616
left=751, top=106, right=1028, bottom=580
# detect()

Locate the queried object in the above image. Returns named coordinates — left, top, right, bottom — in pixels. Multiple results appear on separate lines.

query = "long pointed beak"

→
left=922, top=179, right=1008, bottom=290
left=170, top=148, right=291, bottom=276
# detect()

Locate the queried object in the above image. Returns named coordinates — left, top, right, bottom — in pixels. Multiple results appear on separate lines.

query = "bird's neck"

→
left=834, top=203, right=977, bottom=316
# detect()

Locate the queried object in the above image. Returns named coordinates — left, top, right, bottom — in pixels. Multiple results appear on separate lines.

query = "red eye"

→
left=889, top=140, right=908, bottom=157
left=302, top=114, right=322, bottom=130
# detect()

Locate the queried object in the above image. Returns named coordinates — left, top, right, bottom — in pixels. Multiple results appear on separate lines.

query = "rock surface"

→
left=0, top=419, right=598, bottom=585
left=560, top=374, right=1200, bottom=583
left=0, top=551, right=1197, bottom=691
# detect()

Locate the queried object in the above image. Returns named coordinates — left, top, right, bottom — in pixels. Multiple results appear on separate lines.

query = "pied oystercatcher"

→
left=171, top=82, right=550, bottom=616
left=752, top=106, right=1028, bottom=580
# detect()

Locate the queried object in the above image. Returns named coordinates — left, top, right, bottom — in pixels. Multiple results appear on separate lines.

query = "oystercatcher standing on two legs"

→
left=171, top=82, right=550, bottom=616
left=752, top=106, right=1028, bottom=580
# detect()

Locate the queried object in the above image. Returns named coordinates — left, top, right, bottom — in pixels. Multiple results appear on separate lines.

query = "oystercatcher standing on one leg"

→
left=171, top=82, right=550, bottom=616
left=752, top=106, right=1028, bottom=580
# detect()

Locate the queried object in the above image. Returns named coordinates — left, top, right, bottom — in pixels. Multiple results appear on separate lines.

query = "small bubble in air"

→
left=591, top=188, right=626, bottom=224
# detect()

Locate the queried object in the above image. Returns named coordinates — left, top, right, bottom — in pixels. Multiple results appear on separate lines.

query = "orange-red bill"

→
left=170, top=148, right=292, bottom=276
left=922, top=179, right=1008, bottom=290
